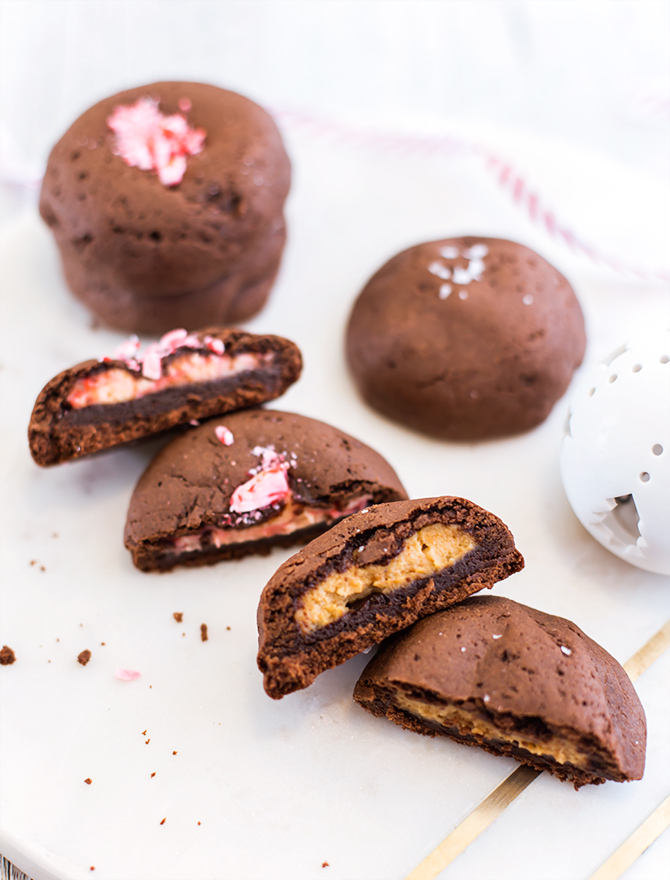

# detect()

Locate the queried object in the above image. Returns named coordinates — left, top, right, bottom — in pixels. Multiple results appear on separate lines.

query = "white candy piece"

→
left=560, top=328, right=670, bottom=576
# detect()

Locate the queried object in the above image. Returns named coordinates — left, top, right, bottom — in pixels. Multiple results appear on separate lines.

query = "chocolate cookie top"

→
left=346, top=237, right=586, bottom=440
left=354, top=595, right=645, bottom=785
left=39, top=82, right=290, bottom=298
left=125, top=409, right=407, bottom=550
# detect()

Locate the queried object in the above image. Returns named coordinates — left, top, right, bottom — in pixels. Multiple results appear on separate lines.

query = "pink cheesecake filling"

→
left=107, top=97, right=205, bottom=186
left=172, top=495, right=372, bottom=554
left=67, top=351, right=272, bottom=409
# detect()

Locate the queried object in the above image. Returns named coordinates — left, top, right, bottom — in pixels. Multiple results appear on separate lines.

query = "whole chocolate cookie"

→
left=29, top=327, right=302, bottom=466
left=257, top=497, right=524, bottom=699
left=354, top=595, right=646, bottom=788
left=125, top=409, right=408, bottom=572
left=39, top=82, right=290, bottom=333
left=346, top=237, right=586, bottom=440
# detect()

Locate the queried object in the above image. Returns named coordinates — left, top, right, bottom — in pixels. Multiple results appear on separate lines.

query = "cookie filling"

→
left=172, top=495, right=372, bottom=555
left=107, top=97, right=206, bottom=186
left=393, top=693, right=591, bottom=769
left=67, top=351, right=272, bottom=409
left=295, top=523, right=477, bottom=634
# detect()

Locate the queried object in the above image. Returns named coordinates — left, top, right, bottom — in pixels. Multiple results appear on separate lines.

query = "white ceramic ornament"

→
left=560, top=327, right=670, bottom=576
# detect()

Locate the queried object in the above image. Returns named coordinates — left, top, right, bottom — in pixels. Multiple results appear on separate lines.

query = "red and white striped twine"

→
left=272, top=107, right=669, bottom=284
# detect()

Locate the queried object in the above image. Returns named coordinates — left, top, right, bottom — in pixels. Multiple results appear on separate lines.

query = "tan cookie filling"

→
left=295, top=523, right=476, bottom=634
left=394, top=692, right=589, bottom=769
left=67, top=351, right=272, bottom=408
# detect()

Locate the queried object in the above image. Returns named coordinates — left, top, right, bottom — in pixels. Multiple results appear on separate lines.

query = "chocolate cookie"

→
left=354, top=596, right=646, bottom=788
left=346, top=237, right=586, bottom=440
left=39, top=82, right=290, bottom=333
left=257, top=497, right=524, bottom=699
left=29, top=327, right=302, bottom=466
left=124, top=409, right=407, bottom=572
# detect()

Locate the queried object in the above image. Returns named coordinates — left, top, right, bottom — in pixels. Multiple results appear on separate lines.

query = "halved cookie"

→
left=257, top=497, right=524, bottom=699
left=354, top=595, right=646, bottom=788
left=28, top=327, right=302, bottom=466
left=124, top=409, right=407, bottom=572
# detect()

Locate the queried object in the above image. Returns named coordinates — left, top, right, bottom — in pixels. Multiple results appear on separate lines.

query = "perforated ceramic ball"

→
left=560, top=327, right=670, bottom=576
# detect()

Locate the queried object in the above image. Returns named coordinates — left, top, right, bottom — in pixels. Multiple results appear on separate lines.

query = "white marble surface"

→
left=0, top=122, right=669, bottom=880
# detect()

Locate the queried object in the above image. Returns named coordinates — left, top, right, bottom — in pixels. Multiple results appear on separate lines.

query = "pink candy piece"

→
left=113, top=335, right=140, bottom=361
left=215, top=426, right=234, bottom=446
left=115, top=668, right=141, bottom=681
left=178, top=97, right=192, bottom=112
left=230, top=464, right=290, bottom=514
left=107, top=98, right=205, bottom=186
left=204, top=335, right=225, bottom=355
left=142, top=349, right=163, bottom=380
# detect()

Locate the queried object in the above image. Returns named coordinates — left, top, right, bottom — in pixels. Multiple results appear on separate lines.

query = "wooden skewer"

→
left=587, top=795, right=670, bottom=880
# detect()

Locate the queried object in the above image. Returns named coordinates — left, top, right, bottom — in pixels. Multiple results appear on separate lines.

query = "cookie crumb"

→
left=322, top=863, right=329, bottom=868
left=101, top=642, right=106, bottom=646
left=90, top=868, right=95, bottom=872
left=78, top=649, right=92, bottom=666
left=84, top=777, right=92, bottom=785
left=145, top=739, right=150, bottom=744
left=173, top=612, right=183, bottom=622
left=40, top=566, right=46, bottom=572
left=0, top=645, right=16, bottom=665
left=142, top=730, right=147, bottom=735
left=197, top=821, right=201, bottom=825
left=30, top=560, right=36, bottom=566
left=173, top=750, right=177, bottom=755
left=200, top=623, right=209, bottom=642
left=160, top=818, right=166, bottom=826
left=151, top=772, right=156, bottom=778
left=226, top=626, right=231, bottom=631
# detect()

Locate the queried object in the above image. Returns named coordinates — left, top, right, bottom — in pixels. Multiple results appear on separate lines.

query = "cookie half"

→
left=28, top=327, right=302, bottom=466
left=124, top=409, right=407, bottom=572
left=257, top=497, right=524, bottom=699
left=354, top=596, right=646, bottom=788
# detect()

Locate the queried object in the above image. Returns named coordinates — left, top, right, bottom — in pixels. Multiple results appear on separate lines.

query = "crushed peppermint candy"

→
left=439, top=284, right=452, bottom=300
left=107, top=97, right=205, bottom=186
left=215, top=426, right=234, bottom=446
left=560, top=646, right=572, bottom=656
left=108, top=328, right=224, bottom=379
left=229, top=446, right=291, bottom=514
left=115, top=668, right=141, bottom=681
left=492, top=634, right=502, bottom=639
